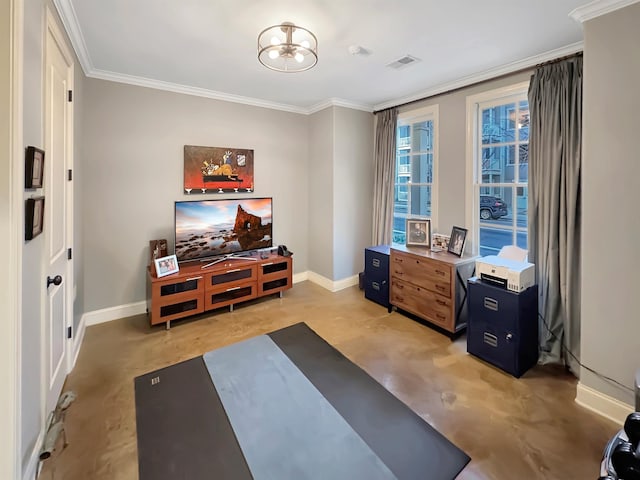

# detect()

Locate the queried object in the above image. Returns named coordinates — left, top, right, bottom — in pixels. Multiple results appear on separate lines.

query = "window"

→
left=393, top=106, right=438, bottom=244
left=467, top=84, right=529, bottom=256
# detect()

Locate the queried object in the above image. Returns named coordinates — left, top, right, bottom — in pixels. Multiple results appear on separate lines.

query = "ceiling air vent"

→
left=386, top=55, right=421, bottom=70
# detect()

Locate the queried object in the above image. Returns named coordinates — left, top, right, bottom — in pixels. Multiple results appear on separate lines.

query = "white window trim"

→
left=465, top=82, right=529, bottom=255
left=397, top=104, right=439, bottom=231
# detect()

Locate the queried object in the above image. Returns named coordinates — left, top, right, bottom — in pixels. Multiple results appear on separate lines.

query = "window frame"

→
left=465, top=82, right=529, bottom=255
left=393, top=105, right=439, bottom=244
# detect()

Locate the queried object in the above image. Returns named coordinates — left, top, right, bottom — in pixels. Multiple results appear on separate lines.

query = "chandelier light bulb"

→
left=258, top=22, right=318, bottom=72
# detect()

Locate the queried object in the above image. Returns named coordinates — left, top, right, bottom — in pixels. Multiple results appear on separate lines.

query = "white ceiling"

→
left=54, top=0, right=590, bottom=113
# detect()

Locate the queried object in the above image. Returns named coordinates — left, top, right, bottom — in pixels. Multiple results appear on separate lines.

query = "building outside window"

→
left=393, top=106, right=438, bottom=244
left=467, top=83, right=529, bottom=256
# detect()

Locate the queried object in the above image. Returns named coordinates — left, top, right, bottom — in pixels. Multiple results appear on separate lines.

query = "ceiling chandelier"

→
left=257, top=22, right=318, bottom=73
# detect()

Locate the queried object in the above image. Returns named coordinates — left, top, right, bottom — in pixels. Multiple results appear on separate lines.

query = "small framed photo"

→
left=25, top=146, right=45, bottom=189
left=448, top=226, right=468, bottom=257
left=431, top=233, right=451, bottom=252
left=25, top=196, right=45, bottom=240
left=154, top=254, right=179, bottom=278
left=406, top=218, right=431, bottom=247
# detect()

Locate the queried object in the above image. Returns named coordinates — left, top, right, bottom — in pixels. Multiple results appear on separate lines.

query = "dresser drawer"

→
left=391, top=252, right=451, bottom=296
left=390, top=278, right=452, bottom=328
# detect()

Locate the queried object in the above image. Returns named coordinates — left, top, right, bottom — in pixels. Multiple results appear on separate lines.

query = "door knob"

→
left=47, top=275, right=63, bottom=288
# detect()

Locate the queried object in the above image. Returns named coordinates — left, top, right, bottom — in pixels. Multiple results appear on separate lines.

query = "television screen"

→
left=175, top=198, right=272, bottom=262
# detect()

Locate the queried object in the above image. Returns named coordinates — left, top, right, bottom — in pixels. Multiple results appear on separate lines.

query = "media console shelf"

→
left=146, top=253, right=292, bottom=329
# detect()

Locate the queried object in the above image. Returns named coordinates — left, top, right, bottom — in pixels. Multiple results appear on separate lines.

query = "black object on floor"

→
left=135, top=323, right=470, bottom=480
left=134, top=357, right=252, bottom=480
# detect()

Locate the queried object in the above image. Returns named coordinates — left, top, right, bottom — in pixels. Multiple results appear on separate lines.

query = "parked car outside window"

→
left=480, top=195, right=508, bottom=220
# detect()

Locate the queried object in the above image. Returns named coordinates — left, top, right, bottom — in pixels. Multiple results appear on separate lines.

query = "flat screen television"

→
left=174, top=197, right=273, bottom=262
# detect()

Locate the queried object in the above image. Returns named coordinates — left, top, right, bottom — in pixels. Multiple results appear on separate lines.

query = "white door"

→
left=44, top=14, right=74, bottom=415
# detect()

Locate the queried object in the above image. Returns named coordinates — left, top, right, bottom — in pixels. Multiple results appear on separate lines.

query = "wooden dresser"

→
left=389, top=245, right=476, bottom=335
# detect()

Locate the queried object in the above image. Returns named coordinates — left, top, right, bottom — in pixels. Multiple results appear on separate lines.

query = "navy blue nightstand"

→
left=467, top=277, right=539, bottom=378
left=364, top=245, right=390, bottom=308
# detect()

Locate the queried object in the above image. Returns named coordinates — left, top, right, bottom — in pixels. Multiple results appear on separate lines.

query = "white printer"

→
left=475, top=255, right=535, bottom=292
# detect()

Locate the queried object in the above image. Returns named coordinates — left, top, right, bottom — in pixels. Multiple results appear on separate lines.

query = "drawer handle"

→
left=395, top=295, right=404, bottom=302
left=261, top=262, right=274, bottom=267
left=483, top=332, right=498, bottom=347
left=186, top=276, right=203, bottom=281
left=226, top=286, right=242, bottom=292
left=372, top=282, right=380, bottom=291
left=396, top=283, right=404, bottom=289
left=372, top=259, right=380, bottom=267
left=436, top=285, right=446, bottom=291
left=436, top=299, right=447, bottom=306
left=483, top=297, right=498, bottom=311
left=225, top=268, right=241, bottom=273
left=436, top=313, right=446, bottom=320
left=435, top=269, right=445, bottom=276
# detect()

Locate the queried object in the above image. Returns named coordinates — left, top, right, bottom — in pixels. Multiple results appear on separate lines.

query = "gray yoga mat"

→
left=203, top=335, right=398, bottom=480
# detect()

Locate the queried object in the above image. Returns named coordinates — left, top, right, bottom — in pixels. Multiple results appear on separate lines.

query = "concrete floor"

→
left=39, top=281, right=618, bottom=479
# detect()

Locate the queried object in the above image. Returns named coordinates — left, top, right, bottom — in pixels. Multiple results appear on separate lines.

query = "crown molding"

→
left=373, top=41, right=583, bottom=112
left=307, top=98, right=373, bottom=114
left=52, top=0, right=94, bottom=73
left=570, top=0, right=640, bottom=23
left=87, top=69, right=313, bottom=114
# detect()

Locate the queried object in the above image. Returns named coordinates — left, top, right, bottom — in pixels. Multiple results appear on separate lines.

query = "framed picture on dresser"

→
left=448, top=226, right=468, bottom=257
left=406, top=218, right=431, bottom=248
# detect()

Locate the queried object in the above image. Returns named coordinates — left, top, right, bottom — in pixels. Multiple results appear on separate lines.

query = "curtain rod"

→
left=373, top=51, right=583, bottom=114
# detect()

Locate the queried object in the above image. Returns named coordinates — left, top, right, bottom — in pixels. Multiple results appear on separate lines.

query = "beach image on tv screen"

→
left=175, top=198, right=272, bottom=261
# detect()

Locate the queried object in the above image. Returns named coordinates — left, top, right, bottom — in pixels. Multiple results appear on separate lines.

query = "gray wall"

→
left=307, top=107, right=334, bottom=280
left=21, top=0, right=46, bottom=467
left=581, top=3, right=640, bottom=405
left=81, top=79, right=310, bottom=312
left=333, top=107, right=374, bottom=280
left=19, top=0, right=82, bottom=472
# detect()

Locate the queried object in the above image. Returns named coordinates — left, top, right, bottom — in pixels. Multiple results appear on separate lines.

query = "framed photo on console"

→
left=154, top=254, right=179, bottom=278
left=448, top=226, right=468, bottom=257
left=406, top=218, right=431, bottom=248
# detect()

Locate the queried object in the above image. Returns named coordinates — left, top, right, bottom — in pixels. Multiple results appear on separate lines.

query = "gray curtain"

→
left=528, top=56, right=582, bottom=373
left=372, top=108, right=397, bottom=245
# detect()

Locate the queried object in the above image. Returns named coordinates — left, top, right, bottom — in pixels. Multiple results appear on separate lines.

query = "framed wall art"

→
left=25, top=146, right=45, bottom=189
left=183, top=145, right=254, bottom=194
left=25, top=196, right=45, bottom=241
left=406, top=218, right=431, bottom=248
left=154, top=254, right=179, bottom=278
left=448, top=226, right=468, bottom=257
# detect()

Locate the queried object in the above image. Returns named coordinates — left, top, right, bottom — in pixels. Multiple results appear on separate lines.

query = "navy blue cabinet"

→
left=364, top=245, right=390, bottom=308
left=467, top=277, right=538, bottom=377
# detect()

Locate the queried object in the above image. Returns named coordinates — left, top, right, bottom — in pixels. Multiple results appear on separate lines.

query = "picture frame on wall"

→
left=25, top=196, right=45, bottom=241
left=25, top=146, right=45, bottom=189
left=154, top=254, right=180, bottom=278
left=448, top=226, right=468, bottom=257
left=406, top=218, right=431, bottom=248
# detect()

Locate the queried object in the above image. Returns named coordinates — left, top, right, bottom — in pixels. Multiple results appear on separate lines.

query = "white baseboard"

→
left=576, top=382, right=635, bottom=425
left=83, top=300, right=147, bottom=326
left=23, top=429, right=44, bottom=480
left=292, top=271, right=308, bottom=284
left=306, top=271, right=359, bottom=292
